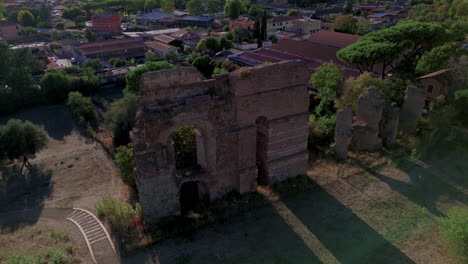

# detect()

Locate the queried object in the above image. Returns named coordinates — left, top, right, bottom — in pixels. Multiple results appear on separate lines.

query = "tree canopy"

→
left=337, top=22, right=452, bottom=78
left=0, top=119, right=48, bottom=172
left=310, top=62, right=344, bottom=116
left=186, top=0, right=203, bottom=16
left=224, top=0, right=242, bottom=20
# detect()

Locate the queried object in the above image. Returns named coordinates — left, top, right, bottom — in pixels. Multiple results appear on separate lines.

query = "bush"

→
left=104, top=93, right=138, bottom=146
left=95, top=195, right=142, bottom=235
left=40, top=71, right=74, bottom=104
left=114, top=144, right=136, bottom=186
left=66, top=91, right=97, bottom=122
left=429, top=95, right=446, bottom=111
left=125, top=61, right=175, bottom=93
left=109, top=58, right=127, bottom=67
left=453, top=89, right=468, bottom=125
left=336, top=72, right=385, bottom=112
left=4, top=249, right=69, bottom=264
left=438, top=206, right=468, bottom=262
left=316, top=114, right=336, bottom=140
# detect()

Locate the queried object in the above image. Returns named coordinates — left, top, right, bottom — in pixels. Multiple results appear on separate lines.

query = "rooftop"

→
left=267, top=16, right=296, bottom=24
left=146, top=41, right=177, bottom=51
left=154, top=34, right=176, bottom=43
left=181, top=16, right=214, bottom=22
left=0, top=20, right=17, bottom=27
left=75, top=38, right=146, bottom=55
left=306, top=30, right=362, bottom=48
left=137, top=12, right=173, bottom=21
left=418, top=68, right=453, bottom=79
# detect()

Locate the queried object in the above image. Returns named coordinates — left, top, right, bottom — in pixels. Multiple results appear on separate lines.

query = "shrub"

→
left=125, top=61, right=175, bottom=93
left=95, top=195, right=142, bottom=235
left=114, top=144, right=136, bottom=186
left=438, top=206, right=468, bottom=262
left=336, top=72, right=385, bottom=112
left=66, top=91, right=97, bottom=122
left=212, top=67, right=228, bottom=77
left=429, top=95, right=446, bottom=111
left=40, top=71, right=74, bottom=104
left=316, top=114, right=336, bottom=140
left=104, top=93, right=137, bottom=146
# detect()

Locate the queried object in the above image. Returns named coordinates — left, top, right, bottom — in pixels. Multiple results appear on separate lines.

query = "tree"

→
left=354, top=17, right=371, bottom=35
left=55, top=23, right=65, bottom=30
left=338, top=22, right=451, bottom=78
left=85, top=28, right=96, bottom=41
left=0, top=119, right=48, bottom=174
left=67, top=91, right=97, bottom=122
left=192, top=55, right=214, bottom=78
left=186, top=0, right=203, bottom=16
left=310, top=62, right=344, bottom=116
left=344, top=0, right=353, bottom=14
left=331, top=15, right=357, bottom=34
left=416, top=42, right=466, bottom=76
left=125, top=61, right=175, bottom=93
left=83, top=58, right=103, bottom=71
left=186, top=52, right=200, bottom=64
left=248, top=5, right=264, bottom=17
left=104, top=93, right=138, bottom=145
left=40, top=71, right=74, bottom=104
left=145, top=51, right=163, bottom=61
left=18, top=10, right=35, bottom=27
left=196, top=37, right=221, bottom=53
left=109, top=58, right=128, bottom=67
left=207, top=0, right=221, bottom=16
left=144, top=0, right=159, bottom=11
left=232, top=26, right=253, bottom=42
left=336, top=72, right=385, bottom=111
left=161, top=0, right=175, bottom=14
left=224, top=0, right=242, bottom=20
left=219, top=36, right=234, bottom=50
left=62, top=6, right=84, bottom=20
left=287, top=9, right=299, bottom=17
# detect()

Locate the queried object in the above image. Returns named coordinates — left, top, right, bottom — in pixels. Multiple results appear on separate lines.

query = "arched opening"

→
left=179, top=181, right=209, bottom=215
left=170, top=125, right=207, bottom=177
left=256, top=116, right=269, bottom=185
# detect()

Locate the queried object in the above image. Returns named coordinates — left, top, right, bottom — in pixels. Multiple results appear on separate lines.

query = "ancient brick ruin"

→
left=131, top=61, right=310, bottom=220
left=335, top=86, right=426, bottom=158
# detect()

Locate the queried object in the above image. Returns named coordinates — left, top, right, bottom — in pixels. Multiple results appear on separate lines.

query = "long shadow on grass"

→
left=124, top=197, right=324, bottom=264
left=0, top=164, right=53, bottom=232
left=352, top=156, right=468, bottom=217
left=279, top=179, right=415, bottom=264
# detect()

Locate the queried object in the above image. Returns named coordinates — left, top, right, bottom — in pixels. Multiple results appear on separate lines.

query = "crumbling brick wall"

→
left=131, top=61, right=310, bottom=220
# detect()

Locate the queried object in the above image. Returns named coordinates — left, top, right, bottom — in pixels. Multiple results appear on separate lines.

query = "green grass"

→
left=438, top=206, right=468, bottom=263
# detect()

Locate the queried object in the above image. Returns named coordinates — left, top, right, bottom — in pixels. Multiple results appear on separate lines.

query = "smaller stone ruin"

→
left=334, top=85, right=426, bottom=158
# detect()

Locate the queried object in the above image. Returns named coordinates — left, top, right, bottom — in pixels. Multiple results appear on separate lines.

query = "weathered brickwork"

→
left=131, top=61, right=310, bottom=220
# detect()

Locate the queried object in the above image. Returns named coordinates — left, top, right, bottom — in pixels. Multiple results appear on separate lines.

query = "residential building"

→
left=293, top=18, right=321, bottom=36
left=91, top=14, right=122, bottom=33
left=146, top=41, right=178, bottom=57
left=267, top=16, right=296, bottom=32
left=176, top=16, right=214, bottom=28
left=417, top=68, right=453, bottom=102
left=229, top=16, right=256, bottom=31
left=0, top=20, right=21, bottom=41
left=170, top=30, right=201, bottom=47
left=74, top=38, right=146, bottom=61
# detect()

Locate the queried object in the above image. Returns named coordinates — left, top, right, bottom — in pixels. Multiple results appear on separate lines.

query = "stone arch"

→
left=159, top=117, right=217, bottom=175
left=179, top=180, right=210, bottom=214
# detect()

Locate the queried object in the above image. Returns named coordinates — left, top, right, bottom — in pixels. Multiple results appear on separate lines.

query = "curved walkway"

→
left=67, top=208, right=119, bottom=264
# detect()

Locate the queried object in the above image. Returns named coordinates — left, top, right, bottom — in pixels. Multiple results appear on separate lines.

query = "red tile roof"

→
left=146, top=41, right=176, bottom=52
left=76, top=38, right=146, bottom=56
left=154, top=34, right=176, bottom=43
left=306, top=30, right=362, bottom=48
left=417, top=68, right=453, bottom=79
left=230, top=47, right=361, bottom=78
left=271, top=38, right=343, bottom=65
